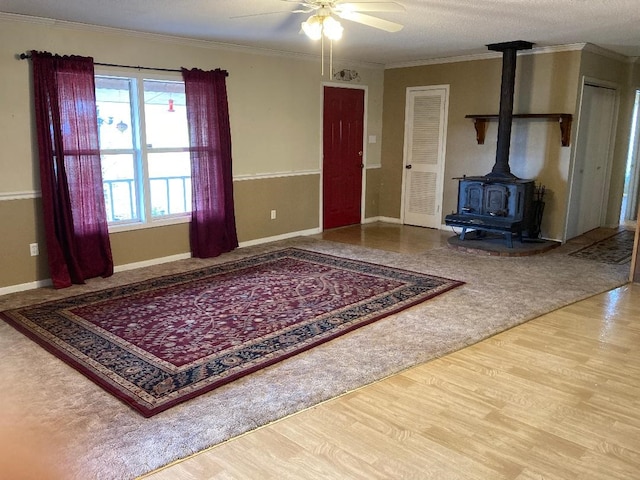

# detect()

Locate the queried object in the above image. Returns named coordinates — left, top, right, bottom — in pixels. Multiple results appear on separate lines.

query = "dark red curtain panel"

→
left=182, top=68, right=238, bottom=258
left=31, top=51, right=113, bottom=289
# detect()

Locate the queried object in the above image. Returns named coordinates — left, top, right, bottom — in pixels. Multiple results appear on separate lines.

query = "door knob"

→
left=406, top=164, right=412, bottom=169
left=358, top=151, right=363, bottom=157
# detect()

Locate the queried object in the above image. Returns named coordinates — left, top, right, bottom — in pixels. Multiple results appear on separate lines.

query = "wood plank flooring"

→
left=141, top=224, right=640, bottom=480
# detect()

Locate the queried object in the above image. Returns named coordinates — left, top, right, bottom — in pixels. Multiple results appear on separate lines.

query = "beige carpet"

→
left=0, top=237, right=630, bottom=479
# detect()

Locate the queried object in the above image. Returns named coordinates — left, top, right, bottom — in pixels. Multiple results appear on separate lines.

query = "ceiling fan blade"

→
left=337, top=11, right=404, bottom=32
left=281, top=0, right=320, bottom=9
left=230, top=11, right=293, bottom=19
left=336, top=2, right=405, bottom=13
left=231, top=2, right=316, bottom=20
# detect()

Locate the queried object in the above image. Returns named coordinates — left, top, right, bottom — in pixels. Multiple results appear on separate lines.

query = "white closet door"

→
left=402, top=86, right=449, bottom=229
left=566, top=83, right=617, bottom=238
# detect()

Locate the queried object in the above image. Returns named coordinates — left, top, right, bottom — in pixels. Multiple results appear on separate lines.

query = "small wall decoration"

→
left=333, top=68, right=361, bottom=82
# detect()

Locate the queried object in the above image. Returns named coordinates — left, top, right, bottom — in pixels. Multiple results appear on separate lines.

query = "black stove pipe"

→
left=486, top=41, right=534, bottom=179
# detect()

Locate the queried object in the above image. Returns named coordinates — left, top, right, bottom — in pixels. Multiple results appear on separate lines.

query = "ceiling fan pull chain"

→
left=330, top=38, right=333, bottom=78
left=321, top=34, right=324, bottom=76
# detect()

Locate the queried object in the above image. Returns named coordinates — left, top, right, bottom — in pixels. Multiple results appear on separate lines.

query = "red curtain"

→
left=182, top=68, right=238, bottom=258
left=31, top=51, right=113, bottom=289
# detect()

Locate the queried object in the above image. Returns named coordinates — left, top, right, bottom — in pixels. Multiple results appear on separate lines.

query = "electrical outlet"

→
left=29, top=243, right=39, bottom=256
left=270, top=209, right=277, bottom=220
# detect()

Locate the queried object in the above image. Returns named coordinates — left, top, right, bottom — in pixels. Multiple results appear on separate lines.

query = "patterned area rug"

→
left=1, top=248, right=462, bottom=417
left=569, top=230, right=636, bottom=264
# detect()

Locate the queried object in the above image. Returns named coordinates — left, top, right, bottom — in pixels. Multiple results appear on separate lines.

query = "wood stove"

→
left=445, top=41, right=539, bottom=247
left=446, top=176, right=534, bottom=247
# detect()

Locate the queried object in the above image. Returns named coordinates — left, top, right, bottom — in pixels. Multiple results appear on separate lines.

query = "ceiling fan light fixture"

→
left=301, top=15, right=322, bottom=40
left=301, top=13, right=343, bottom=41
left=322, top=16, right=343, bottom=40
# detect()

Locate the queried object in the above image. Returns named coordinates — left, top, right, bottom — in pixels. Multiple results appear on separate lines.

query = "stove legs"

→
left=459, top=227, right=515, bottom=248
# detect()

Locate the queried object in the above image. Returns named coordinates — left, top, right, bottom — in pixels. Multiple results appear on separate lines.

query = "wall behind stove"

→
left=382, top=49, right=582, bottom=241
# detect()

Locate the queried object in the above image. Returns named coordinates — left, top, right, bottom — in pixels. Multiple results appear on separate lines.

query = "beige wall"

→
left=0, top=199, right=48, bottom=287
left=364, top=167, right=382, bottom=218
left=633, top=60, right=640, bottom=87
left=382, top=50, right=581, bottom=240
left=234, top=174, right=320, bottom=241
left=0, top=14, right=384, bottom=289
left=0, top=174, right=321, bottom=288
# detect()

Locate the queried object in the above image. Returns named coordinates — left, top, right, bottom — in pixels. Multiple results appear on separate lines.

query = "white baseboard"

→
left=0, top=228, right=323, bottom=295
left=1, top=223, right=567, bottom=297
left=363, top=216, right=402, bottom=224
left=0, top=254, right=193, bottom=296
left=239, top=227, right=321, bottom=248
left=113, top=252, right=192, bottom=273
left=441, top=223, right=461, bottom=232
left=0, top=278, right=53, bottom=296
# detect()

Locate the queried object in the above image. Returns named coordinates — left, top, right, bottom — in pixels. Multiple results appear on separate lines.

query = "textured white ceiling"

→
left=1, top=0, right=639, bottom=65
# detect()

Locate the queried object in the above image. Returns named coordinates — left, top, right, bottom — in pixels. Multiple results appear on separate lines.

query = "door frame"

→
left=621, top=89, right=640, bottom=227
left=632, top=208, right=640, bottom=282
left=399, top=84, right=450, bottom=228
left=320, top=82, right=368, bottom=230
left=564, top=77, right=620, bottom=241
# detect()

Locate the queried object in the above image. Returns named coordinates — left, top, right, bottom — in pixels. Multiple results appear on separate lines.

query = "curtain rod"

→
left=18, top=53, right=229, bottom=76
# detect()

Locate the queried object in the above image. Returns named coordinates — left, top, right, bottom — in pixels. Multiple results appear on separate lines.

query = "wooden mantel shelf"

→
left=465, top=113, right=573, bottom=147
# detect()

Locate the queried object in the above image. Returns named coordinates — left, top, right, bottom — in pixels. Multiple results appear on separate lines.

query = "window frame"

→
left=95, top=68, right=191, bottom=233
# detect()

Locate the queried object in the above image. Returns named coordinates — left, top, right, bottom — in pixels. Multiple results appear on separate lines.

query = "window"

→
left=95, top=74, right=191, bottom=226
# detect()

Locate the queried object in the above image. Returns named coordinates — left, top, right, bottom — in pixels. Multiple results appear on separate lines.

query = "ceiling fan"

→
left=233, top=2, right=405, bottom=36
left=284, top=1, right=406, bottom=35
left=233, top=1, right=405, bottom=75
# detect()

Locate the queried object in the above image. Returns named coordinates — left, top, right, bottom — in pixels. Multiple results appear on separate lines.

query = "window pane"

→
left=144, top=80, right=189, bottom=148
left=95, top=76, right=134, bottom=150
left=101, top=154, right=138, bottom=222
left=148, top=152, right=191, bottom=217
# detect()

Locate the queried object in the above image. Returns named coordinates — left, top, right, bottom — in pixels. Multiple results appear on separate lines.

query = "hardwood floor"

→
left=141, top=224, right=640, bottom=480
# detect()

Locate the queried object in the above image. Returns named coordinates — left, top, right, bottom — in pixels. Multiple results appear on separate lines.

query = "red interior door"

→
left=323, top=86, right=364, bottom=230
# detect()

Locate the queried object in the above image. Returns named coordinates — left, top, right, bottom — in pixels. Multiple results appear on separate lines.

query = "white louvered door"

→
left=402, top=86, right=449, bottom=228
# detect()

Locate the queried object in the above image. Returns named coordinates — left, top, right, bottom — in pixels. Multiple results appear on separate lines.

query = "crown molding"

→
left=0, top=11, right=55, bottom=26
left=385, top=43, right=589, bottom=70
left=385, top=42, right=636, bottom=70
left=386, top=50, right=503, bottom=69
left=582, top=42, right=635, bottom=63
left=1, top=12, right=383, bottom=70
